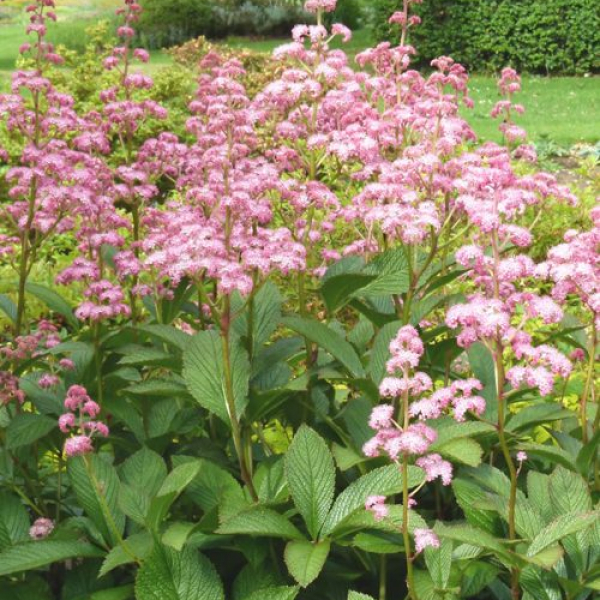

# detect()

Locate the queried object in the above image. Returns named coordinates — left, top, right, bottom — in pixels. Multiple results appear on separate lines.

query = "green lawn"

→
left=1, top=7, right=598, bottom=147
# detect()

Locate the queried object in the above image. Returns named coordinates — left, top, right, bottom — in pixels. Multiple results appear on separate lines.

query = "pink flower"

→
left=414, top=528, right=440, bottom=553
left=64, top=435, right=93, bottom=457
left=29, top=518, right=54, bottom=540
left=369, top=405, right=395, bottom=430
left=304, top=0, right=337, bottom=13
left=365, top=495, right=389, bottom=521
left=416, top=454, right=453, bottom=485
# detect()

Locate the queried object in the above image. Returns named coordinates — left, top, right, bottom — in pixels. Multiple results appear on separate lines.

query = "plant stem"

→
left=221, top=299, right=258, bottom=501
left=581, top=323, right=597, bottom=445
left=379, top=555, right=387, bottom=600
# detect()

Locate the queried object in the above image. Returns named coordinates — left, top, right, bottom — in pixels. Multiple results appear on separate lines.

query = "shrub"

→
left=371, top=0, right=600, bottom=74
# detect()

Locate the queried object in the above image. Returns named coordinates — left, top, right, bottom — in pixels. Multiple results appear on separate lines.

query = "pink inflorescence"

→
left=59, top=385, right=108, bottom=457
left=29, top=517, right=54, bottom=540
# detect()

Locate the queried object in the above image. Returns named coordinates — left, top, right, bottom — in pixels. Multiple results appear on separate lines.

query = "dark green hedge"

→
left=372, top=0, right=600, bottom=74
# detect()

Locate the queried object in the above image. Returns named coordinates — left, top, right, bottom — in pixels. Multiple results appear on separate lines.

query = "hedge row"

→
left=372, top=0, right=600, bottom=74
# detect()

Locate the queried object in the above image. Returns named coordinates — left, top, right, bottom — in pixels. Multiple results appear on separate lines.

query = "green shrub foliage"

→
left=372, top=0, right=600, bottom=74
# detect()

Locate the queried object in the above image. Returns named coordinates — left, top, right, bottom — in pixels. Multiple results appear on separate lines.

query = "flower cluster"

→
left=59, top=385, right=109, bottom=457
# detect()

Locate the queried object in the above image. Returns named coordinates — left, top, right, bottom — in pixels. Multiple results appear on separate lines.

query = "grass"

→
left=1, top=5, right=598, bottom=147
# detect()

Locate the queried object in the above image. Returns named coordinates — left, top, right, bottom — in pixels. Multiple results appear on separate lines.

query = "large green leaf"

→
left=120, top=447, right=167, bottom=498
left=135, top=544, right=224, bottom=600
left=321, top=273, right=376, bottom=313
left=284, top=539, right=330, bottom=588
left=6, top=413, right=56, bottom=450
left=424, top=537, right=452, bottom=589
left=506, top=403, right=573, bottom=432
left=99, top=532, right=153, bottom=578
left=369, top=320, right=403, bottom=384
left=348, top=593, right=376, bottom=600
left=322, top=465, right=424, bottom=537
left=548, top=466, right=591, bottom=515
left=146, top=461, right=202, bottom=530
left=285, top=426, right=335, bottom=539
left=527, top=511, right=600, bottom=557
left=0, top=294, right=17, bottom=324
left=138, top=325, right=192, bottom=352
left=434, top=437, right=483, bottom=467
left=25, top=282, right=78, bottom=328
left=282, top=317, right=365, bottom=378
left=233, top=281, right=282, bottom=355
left=216, top=507, right=305, bottom=541
left=0, top=541, right=104, bottom=576
left=0, top=493, right=30, bottom=549
left=183, top=330, right=250, bottom=425
left=244, top=587, right=299, bottom=600
left=67, top=455, right=125, bottom=546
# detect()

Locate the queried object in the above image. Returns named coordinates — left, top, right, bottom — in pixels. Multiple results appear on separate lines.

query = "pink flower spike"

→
left=29, top=517, right=54, bottom=540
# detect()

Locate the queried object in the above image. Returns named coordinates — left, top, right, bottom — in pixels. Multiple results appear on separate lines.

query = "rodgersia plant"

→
left=0, top=1, right=598, bottom=600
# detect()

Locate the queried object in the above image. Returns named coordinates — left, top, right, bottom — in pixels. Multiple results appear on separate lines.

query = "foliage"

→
left=0, top=2, right=599, bottom=600
left=371, top=0, right=600, bottom=75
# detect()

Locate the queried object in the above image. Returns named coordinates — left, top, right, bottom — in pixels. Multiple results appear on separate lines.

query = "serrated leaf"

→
left=0, top=541, right=104, bottom=576
left=282, top=317, right=365, bottom=378
left=435, top=437, right=483, bottom=467
left=120, top=447, right=167, bottom=498
left=424, top=537, right=452, bottom=588
left=233, top=281, right=282, bottom=355
left=135, top=544, right=223, bottom=600
left=369, top=320, right=403, bottom=384
left=6, top=413, right=56, bottom=450
left=0, top=294, right=17, bottom=324
left=217, top=507, right=305, bottom=541
left=506, top=403, right=573, bottom=432
left=183, top=330, right=250, bottom=425
left=99, top=532, right=153, bottom=577
left=25, top=282, right=78, bottom=328
left=90, top=586, right=134, bottom=600
left=517, top=443, right=576, bottom=471
left=146, top=462, right=202, bottom=530
left=138, top=325, right=192, bottom=351
left=527, top=511, right=600, bottom=557
left=519, top=565, right=561, bottom=600
left=348, top=593, right=376, bottom=600
left=322, top=465, right=424, bottom=537
left=0, top=493, right=30, bottom=549
left=285, top=426, right=335, bottom=539
left=244, top=587, right=299, bottom=600
left=68, top=455, right=125, bottom=546
left=548, top=465, right=591, bottom=515
left=321, top=273, right=376, bottom=312
left=284, top=540, right=330, bottom=587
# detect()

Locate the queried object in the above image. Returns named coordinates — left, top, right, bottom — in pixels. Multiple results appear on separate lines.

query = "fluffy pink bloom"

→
left=414, top=528, right=440, bottom=553
left=29, top=518, right=54, bottom=540
left=304, top=0, right=337, bottom=13
left=64, top=435, right=93, bottom=457
left=365, top=495, right=389, bottom=521
left=416, top=453, right=453, bottom=485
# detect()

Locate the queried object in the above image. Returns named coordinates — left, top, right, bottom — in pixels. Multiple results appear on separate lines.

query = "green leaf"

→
left=0, top=493, right=30, bottom=549
left=285, top=426, right=335, bottom=539
left=284, top=539, right=330, bottom=587
left=233, top=281, right=282, bottom=355
left=424, top=537, right=452, bottom=589
left=216, top=507, right=305, bottom=541
left=548, top=465, right=591, bottom=515
left=282, top=317, right=365, bottom=378
left=135, top=544, right=224, bottom=600
left=467, top=342, right=497, bottom=414
left=146, top=461, right=202, bottom=530
left=163, top=522, right=198, bottom=551
left=25, top=282, right=78, bottom=328
left=6, top=413, right=56, bottom=450
left=321, top=273, right=376, bottom=313
left=183, top=330, right=250, bottom=425
left=67, top=455, right=125, bottom=546
left=460, top=562, right=499, bottom=598
left=348, top=593, right=376, bottom=600
left=0, top=294, right=17, bottom=324
left=434, top=523, right=512, bottom=563
left=91, top=586, right=134, bottom=600
left=138, top=324, right=192, bottom=352
left=506, top=403, right=573, bottom=432
left=322, top=465, right=424, bottom=537
left=527, top=511, right=600, bottom=557
left=120, top=447, right=167, bottom=498
left=0, top=541, right=104, bottom=576
left=99, top=532, right=153, bottom=578
left=434, top=438, right=483, bottom=467
left=517, top=442, right=576, bottom=471
left=369, top=321, right=403, bottom=384
left=519, top=566, right=561, bottom=600
left=244, top=587, right=299, bottom=600
left=527, top=472, right=552, bottom=523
